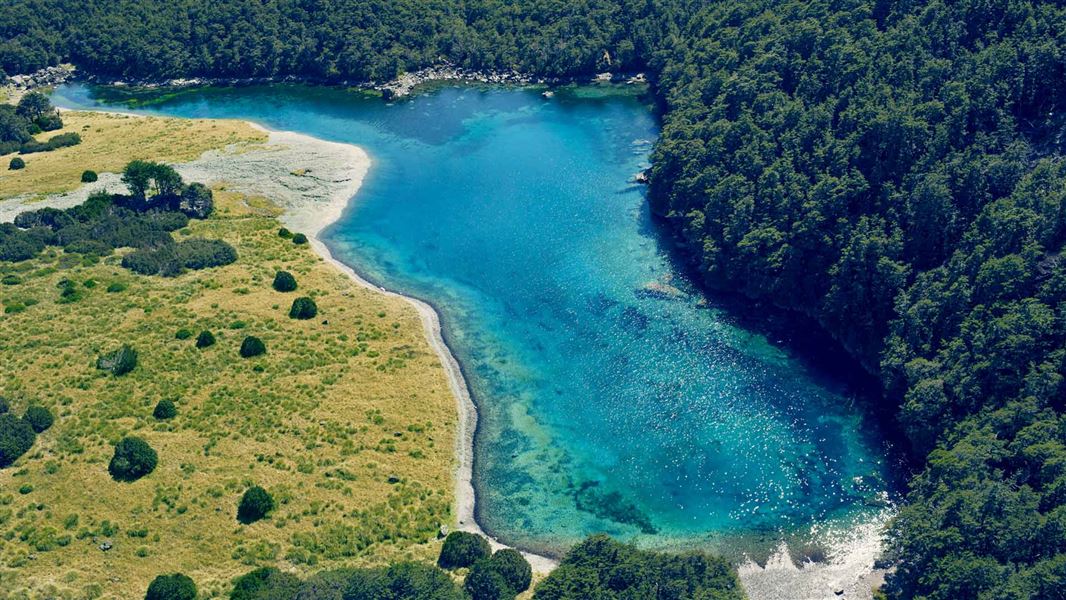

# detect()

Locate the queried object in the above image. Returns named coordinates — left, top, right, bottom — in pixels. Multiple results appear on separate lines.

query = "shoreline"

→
left=243, top=123, right=562, bottom=573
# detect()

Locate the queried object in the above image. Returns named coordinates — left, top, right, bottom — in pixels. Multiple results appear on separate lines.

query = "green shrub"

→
left=20, top=132, right=81, bottom=154
left=97, top=345, right=138, bottom=376
left=65, top=239, right=113, bottom=256
left=153, top=399, right=177, bottom=420
left=107, top=282, right=127, bottom=293
left=487, top=549, right=532, bottom=593
left=196, top=330, right=215, bottom=348
left=230, top=567, right=301, bottom=600
left=465, top=560, right=515, bottom=600
left=438, top=531, right=491, bottom=569
left=1, top=274, right=21, bottom=285
left=292, top=233, right=308, bottom=245
left=23, top=405, right=54, bottom=433
left=0, top=397, right=8, bottom=413
left=345, top=563, right=466, bottom=600
left=145, top=573, right=197, bottom=600
left=237, top=485, right=275, bottom=524
left=81, top=170, right=98, bottom=183
left=0, top=413, right=36, bottom=468
left=9, top=157, right=24, bottom=170
left=272, top=271, right=297, bottom=292
left=239, top=336, right=266, bottom=358
left=289, top=297, right=318, bottom=320
left=175, top=329, right=193, bottom=340
left=278, top=228, right=293, bottom=239
left=108, top=436, right=158, bottom=482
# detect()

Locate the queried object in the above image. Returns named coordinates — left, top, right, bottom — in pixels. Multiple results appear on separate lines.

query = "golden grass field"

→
left=0, top=111, right=267, bottom=200
left=0, top=118, right=459, bottom=599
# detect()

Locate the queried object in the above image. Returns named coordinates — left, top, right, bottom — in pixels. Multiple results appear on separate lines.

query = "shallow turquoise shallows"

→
left=54, top=83, right=894, bottom=557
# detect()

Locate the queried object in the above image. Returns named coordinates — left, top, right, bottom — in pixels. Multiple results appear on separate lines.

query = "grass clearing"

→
left=0, top=170, right=458, bottom=597
left=0, top=111, right=266, bottom=200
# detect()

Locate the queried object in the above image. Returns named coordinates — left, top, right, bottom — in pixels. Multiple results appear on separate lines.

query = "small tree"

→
left=438, top=531, right=491, bottom=569
left=81, top=170, right=98, bottom=183
left=9, top=157, right=25, bottom=170
left=195, top=330, right=215, bottom=348
left=237, top=485, right=275, bottom=524
left=0, top=413, right=36, bottom=468
left=178, top=182, right=213, bottom=219
left=289, top=297, right=318, bottom=320
left=16, top=91, right=52, bottom=122
left=272, top=271, right=297, bottom=292
left=465, top=560, right=515, bottom=600
left=0, top=397, right=8, bottom=414
left=277, top=228, right=293, bottom=239
left=153, top=399, right=177, bottom=420
left=487, top=549, right=532, bottom=593
left=230, top=567, right=302, bottom=600
left=97, top=345, right=138, bottom=376
left=23, top=405, right=54, bottom=433
left=145, top=573, right=197, bottom=600
left=108, top=436, right=158, bottom=481
left=239, top=336, right=266, bottom=358
left=292, top=233, right=308, bottom=245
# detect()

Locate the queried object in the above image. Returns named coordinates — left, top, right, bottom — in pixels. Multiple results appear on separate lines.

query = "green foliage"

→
left=145, top=573, right=197, bottom=600
left=237, top=485, right=275, bottom=524
left=108, top=436, right=158, bottom=482
left=9, top=156, right=25, bottom=170
left=484, top=549, right=531, bottom=593
left=179, top=182, right=214, bottom=218
left=175, top=328, right=193, bottom=340
left=97, top=345, right=138, bottom=376
left=22, top=405, right=53, bottom=433
left=292, top=233, right=308, bottom=245
left=272, top=271, right=297, bottom=292
left=195, top=330, right=216, bottom=348
left=123, top=160, right=183, bottom=203
left=0, top=397, right=8, bottom=413
left=239, top=336, right=266, bottom=358
left=289, top=297, right=318, bottom=320
left=19, top=132, right=81, bottom=154
left=437, top=531, right=490, bottom=569
left=0, top=412, right=37, bottom=468
left=277, top=228, right=293, bottom=239
left=153, top=399, right=177, bottom=420
left=533, top=535, right=743, bottom=599
left=81, top=169, right=98, bottom=183
left=342, top=562, right=466, bottom=600
left=1, top=274, right=20, bottom=285
left=230, top=567, right=302, bottom=600
left=465, top=560, right=515, bottom=600
left=122, top=238, right=237, bottom=276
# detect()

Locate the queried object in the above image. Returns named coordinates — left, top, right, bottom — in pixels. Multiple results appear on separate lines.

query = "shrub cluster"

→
left=97, top=345, right=138, bottom=376
left=272, top=271, right=297, bottom=292
left=289, top=297, right=318, bottom=320
left=22, top=405, right=53, bottom=433
left=237, top=485, right=275, bottom=524
left=145, top=573, right=197, bottom=600
left=18, top=131, right=81, bottom=155
left=153, top=399, right=177, bottom=420
left=0, top=413, right=36, bottom=468
left=0, top=93, right=67, bottom=156
left=437, top=531, right=490, bottom=569
left=239, top=336, right=266, bottom=358
left=122, top=238, right=237, bottom=277
left=108, top=436, right=158, bottom=482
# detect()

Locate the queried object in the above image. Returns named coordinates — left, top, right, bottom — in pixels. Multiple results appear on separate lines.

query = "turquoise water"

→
left=54, top=83, right=894, bottom=557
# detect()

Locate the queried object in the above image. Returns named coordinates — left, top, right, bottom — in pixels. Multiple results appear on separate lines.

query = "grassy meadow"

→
left=0, top=120, right=458, bottom=598
left=0, top=111, right=266, bottom=200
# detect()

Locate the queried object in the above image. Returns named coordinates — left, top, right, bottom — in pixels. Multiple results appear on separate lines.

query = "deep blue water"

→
left=54, top=83, right=894, bottom=556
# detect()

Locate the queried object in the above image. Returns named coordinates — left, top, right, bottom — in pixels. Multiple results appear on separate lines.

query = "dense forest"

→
left=2, top=0, right=1065, bottom=598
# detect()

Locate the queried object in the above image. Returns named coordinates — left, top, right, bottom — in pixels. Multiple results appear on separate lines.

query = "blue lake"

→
left=55, top=83, right=895, bottom=557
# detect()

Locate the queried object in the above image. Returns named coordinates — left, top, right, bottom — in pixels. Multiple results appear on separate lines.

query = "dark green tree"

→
left=22, top=405, right=53, bottom=433
left=81, top=169, right=98, bottom=183
left=0, top=413, right=36, bottom=468
left=9, top=157, right=25, bottom=170
left=272, top=271, right=297, bottom=292
left=230, top=567, right=301, bottom=600
left=97, top=345, right=138, bottom=376
left=239, top=336, right=266, bottom=358
left=438, top=531, right=490, bottom=569
left=153, top=399, right=177, bottom=420
left=145, top=573, right=197, bottom=600
left=108, top=436, right=158, bottom=481
left=237, top=485, right=275, bottom=524
left=196, top=330, right=216, bottom=348
left=289, top=297, right=318, bottom=320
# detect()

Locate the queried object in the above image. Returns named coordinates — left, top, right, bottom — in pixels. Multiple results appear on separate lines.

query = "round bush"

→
left=145, top=573, right=196, bottom=600
left=292, top=233, right=308, bottom=245
left=465, top=560, right=515, bottom=600
left=175, top=329, right=193, bottom=340
left=0, top=397, right=8, bottom=414
left=153, top=399, right=177, bottom=420
left=289, top=297, right=318, bottom=320
left=237, top=485, right=275, bottom=524
left=487, top=549, right=532, bottom=593
left=1, top=275, right=21, bottom=286
left=277, top=227, right=293, bottom=239
left=81, top=170, right=98, bottom=183
left=239, top=336, right=266, bottom=358
left=195, top=330, right=215, bottom=348
left=231, top=567, right=301, bottom=600
left=23, top=405, right=54, bottom=433
left=9, top=157, right=25, bottom=170
left=438, top=531, right=491, bottom=569
left=0, top=413, right=36, bottom=468
left=108, top=436, right=158, bottom=482
left=272, top=271, right=297, bottom=292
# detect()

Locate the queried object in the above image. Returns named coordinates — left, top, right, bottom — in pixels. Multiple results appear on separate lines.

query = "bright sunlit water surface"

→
left=55, top=83, right=896, bottom=558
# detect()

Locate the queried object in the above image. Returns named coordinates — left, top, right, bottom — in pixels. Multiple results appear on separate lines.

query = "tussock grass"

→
left=0, top=179, right=457, bottom=598
left=0, top=111, right=266, bottom=200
